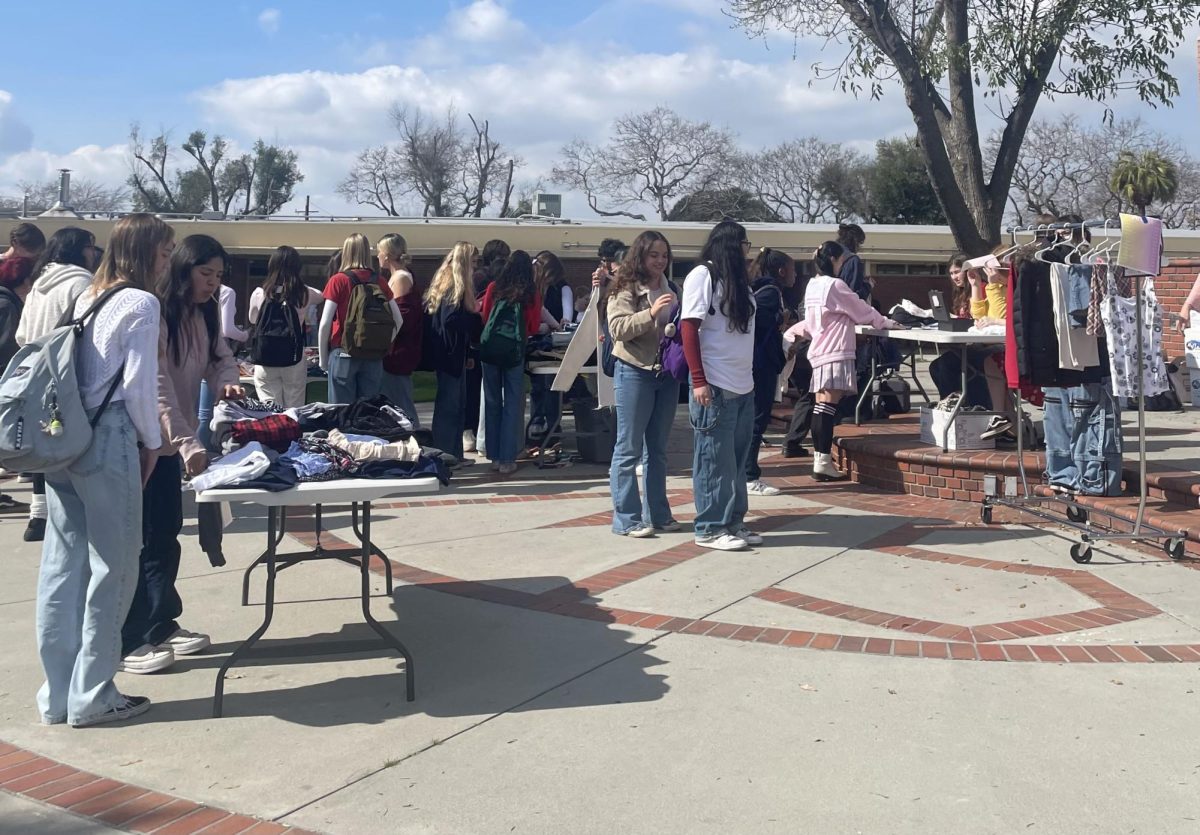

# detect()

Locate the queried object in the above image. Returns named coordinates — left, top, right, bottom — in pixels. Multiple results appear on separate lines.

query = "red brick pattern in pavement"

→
left=0, top=740, right=315, bottom=834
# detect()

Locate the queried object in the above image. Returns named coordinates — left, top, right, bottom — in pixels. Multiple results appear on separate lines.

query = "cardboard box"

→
left=919, top=406, right=998, bottom=450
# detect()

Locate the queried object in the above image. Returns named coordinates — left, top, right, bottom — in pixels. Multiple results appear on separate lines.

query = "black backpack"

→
left=250, top=287, right=304, bottom=367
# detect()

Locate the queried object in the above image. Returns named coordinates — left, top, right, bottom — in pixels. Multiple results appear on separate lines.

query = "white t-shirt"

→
left=680, top=264, right=755, bottom=395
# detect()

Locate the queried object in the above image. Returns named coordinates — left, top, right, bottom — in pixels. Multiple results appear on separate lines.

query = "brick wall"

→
left=1159, top=259, right=1199, bottom=359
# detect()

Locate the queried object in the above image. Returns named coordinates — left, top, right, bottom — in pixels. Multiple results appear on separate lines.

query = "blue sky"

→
left=1, top=1, right=1197, bottom=217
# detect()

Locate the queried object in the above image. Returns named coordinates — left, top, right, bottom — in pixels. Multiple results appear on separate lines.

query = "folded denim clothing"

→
left=188, top=442, right=274, bottom=492
left=229, top=414, right=301, bottom=452
left=327, top=429, right=422, bottom=462
left=294, top=437, right=357, bottom=478
left=279, top=441, right=335, bottom=481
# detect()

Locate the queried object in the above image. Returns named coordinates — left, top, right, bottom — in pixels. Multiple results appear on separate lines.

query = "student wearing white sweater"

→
left=35, top=213, right=170, bottom=728
left=15, top=227, right=99, bottom=542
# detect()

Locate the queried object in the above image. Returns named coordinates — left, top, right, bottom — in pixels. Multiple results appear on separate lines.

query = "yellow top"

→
left=971, top=282, right=1008, bottom=320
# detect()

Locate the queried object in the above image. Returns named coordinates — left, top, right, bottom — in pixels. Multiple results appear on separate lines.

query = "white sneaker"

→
left=730, top=526, right=763, bottom=546
left=118, top=644, right=175, bottom=674
left=747, top=480, right=782, bottom=497
left=463, top=431, right=477, bottom=453
left=695, top=533, right=748, bottom=551
left=622, top=523, right=655, bottom=538
left=158, top=628, right=210, bottom=656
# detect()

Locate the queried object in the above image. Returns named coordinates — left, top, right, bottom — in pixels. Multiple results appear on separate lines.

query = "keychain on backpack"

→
left=42, top=394, right=64, bottom=437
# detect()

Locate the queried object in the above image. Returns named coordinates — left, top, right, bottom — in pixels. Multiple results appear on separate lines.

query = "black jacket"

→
left=838, top=254, right=870, bottom=301
left=426, top=301, right=482, bottom=378
left=0, top=287, right=23, bottom=371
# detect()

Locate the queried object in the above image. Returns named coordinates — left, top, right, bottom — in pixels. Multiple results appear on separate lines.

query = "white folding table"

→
left=195, top=476, right=441, bottom=717
left=856, top=326, right=1006, bottom=451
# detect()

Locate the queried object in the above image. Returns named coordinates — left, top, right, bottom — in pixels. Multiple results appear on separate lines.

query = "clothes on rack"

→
left=1042, top=384, right=1123, bottom=496
left=1101, top=271, right=1169, bottom=399
left=1049, top=264, right=1099, bottom=370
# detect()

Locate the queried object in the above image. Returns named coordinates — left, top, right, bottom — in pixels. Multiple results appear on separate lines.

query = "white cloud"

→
left=448, top=0, right=524, bottom=42
left=0, top=143, right=128, bottom=190
left=0, top=90, right=33, bottom=155
left=258, top=8, right=281, bottom=36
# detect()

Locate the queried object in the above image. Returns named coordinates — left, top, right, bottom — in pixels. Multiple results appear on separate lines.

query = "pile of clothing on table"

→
left=193, top=395, right=453, bottom=493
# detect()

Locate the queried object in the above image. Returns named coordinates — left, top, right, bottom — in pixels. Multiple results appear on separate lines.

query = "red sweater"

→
left=480, top=283, right=543, bottom=337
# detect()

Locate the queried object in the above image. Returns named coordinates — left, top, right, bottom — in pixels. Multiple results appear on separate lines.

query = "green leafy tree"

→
left=866, top=137, right=946, bottom=225
left=1110, top=149, right=1180, bottom=217
left=730, top=0, right=1200, bottom=253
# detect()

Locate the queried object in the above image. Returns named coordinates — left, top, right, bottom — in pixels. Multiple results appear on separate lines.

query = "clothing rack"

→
left=981, top=219, right=1188, bottom=562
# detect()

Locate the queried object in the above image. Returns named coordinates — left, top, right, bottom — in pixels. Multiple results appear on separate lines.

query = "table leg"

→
left=943, top=344, right=969, bottom=453
left=357, top=501, right=415, bottom=701
left=855, top=345, right=878, bottom=426
left=240, top=506, right=288, bottom=606
left=351, top=502, right=393, bottom=595
left=536, top=390, right=564, bottom=469
left=908, top=350, right=932, bottom=406
left=216, top=506, right=280, bottom=718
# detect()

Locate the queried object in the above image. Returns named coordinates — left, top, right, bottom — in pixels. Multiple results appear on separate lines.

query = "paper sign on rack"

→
left=1116, top=213, right=1164, bottom=276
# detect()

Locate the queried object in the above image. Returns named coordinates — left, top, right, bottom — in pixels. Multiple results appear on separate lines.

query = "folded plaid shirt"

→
left=229, top=414, right=301, bottom=453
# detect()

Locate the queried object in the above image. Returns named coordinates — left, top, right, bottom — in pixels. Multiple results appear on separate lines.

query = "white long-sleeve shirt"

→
left=72, top=287, right=162, bottom=449
left=218, top=285, right=249, bottom=342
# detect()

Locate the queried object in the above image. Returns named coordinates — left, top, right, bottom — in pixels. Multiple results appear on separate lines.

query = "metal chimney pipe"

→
left=58, top=169, right=71, bottom=206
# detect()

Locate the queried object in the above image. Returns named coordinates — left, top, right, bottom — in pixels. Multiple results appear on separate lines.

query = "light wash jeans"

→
left=610, top=360, right=679, bottom=533
left=380, top=371, right=421, bottom=430
left=328, top=348, right=383, bottom=404
left=1043, top=382, right=1123, bottom=495
left=689, top=385, right=755, bottom=538
left=37, top=403, right=142, bottom=725
left=483, top=362, right=525, bottom=464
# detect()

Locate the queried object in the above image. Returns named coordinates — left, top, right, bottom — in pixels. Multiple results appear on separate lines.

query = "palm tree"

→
left=1110, top=150, right=1180, bottom=216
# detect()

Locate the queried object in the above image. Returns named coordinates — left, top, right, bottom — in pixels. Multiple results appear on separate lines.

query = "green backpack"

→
left=342, top=271, right=393, bottom=359
left=479, top=297, right=526, bottom=369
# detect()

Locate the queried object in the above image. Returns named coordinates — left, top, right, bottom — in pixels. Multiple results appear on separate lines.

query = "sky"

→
left=1, top=0, right=1197, bottom=219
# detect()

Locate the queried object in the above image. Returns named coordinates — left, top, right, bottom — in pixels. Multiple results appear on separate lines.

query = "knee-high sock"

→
left=812, top=402, right=837, bottom=455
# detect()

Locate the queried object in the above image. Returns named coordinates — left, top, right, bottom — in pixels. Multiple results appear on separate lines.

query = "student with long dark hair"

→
left=680, top=220, right=759, bottom=551
left=528, top=250, right=572, bottom=441
left=425, top=242, right=480, bottom=458
left=746, top=247, right=796, bottom=496
left=465, top=239, right=510, bottom=453
left=479, top=250, right=549, bottom=474
left=120, top=235, right=244, bottom=675
left=607, top=231, right=679, bottom=537
left=15, top=227, right=100, bottom=541
left=836, top=223, right=869, bottom=301
left=248, top=245, right=321, bottom=407
left=36, top=213, right=170, bottom=727
left=785, top=241, right=901, bottom=481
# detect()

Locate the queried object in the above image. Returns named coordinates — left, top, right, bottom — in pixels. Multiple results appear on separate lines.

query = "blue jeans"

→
left=197, top=379, right=216, bottom=452
left=690, top=385, right=755, bottom=537
left=327, top=348, right=383, bottom=404
left=380, top=371, right=421, bottom=430
left=483, top=362, right=525, bottom=464
left=37, top=403, right=141, bottom=725
left=528, top=375, right=560, bottom=441
left=1043, top=383, right=1123, bottom=495
left=610, top=361, right=679, bottom=533
left=432, top=369, right=466, bottom=458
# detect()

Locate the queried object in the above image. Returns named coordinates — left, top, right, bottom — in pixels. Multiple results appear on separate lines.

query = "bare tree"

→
left=739, top=138, right=862, bottom=223
left=552, top=106, right=737, bottom=222
left=391, top=106, right=462, bottom=217
left=128, top=124, right=182, bottom=212
left=337, top=146, right=407, bottom=216
left=1002, top=115, right=1200, bottom=228
left=10, top=178, right=129, bottom=213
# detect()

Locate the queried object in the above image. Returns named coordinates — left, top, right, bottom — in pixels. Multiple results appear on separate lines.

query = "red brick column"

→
left=1160, top=259, right=1200, bottom=359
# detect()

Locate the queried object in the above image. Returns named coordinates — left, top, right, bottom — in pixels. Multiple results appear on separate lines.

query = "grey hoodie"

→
left=16, top=263, right=93, bottom=346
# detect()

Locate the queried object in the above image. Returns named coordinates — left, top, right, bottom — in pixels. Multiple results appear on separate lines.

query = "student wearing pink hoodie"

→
left=785, top=241, right=903, bottom=481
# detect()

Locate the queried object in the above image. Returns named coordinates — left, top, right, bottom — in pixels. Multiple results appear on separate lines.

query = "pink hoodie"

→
left=784, top=274, right=894, bottom=368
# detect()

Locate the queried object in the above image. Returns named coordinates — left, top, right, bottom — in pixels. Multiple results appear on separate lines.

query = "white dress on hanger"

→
left=1101, top=271, right=1169, bottom=399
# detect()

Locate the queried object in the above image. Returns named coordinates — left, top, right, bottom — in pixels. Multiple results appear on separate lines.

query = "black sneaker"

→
left=979, top=415, right=1014, bottom=441
left=23, top=517, right=45, bottom=542
left=71, top=695, right=151, bottom=728
left=782, top=445, right=810, bottom=458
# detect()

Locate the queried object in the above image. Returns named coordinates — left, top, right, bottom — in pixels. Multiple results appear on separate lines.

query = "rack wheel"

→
left=1070, top=543, right=1093, bottom=564
left=980, top=505, right=993, bottom=525
left=1066, top=506, right=1088, bottom=524
left=1165, top=538, right=1186, bottom=561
